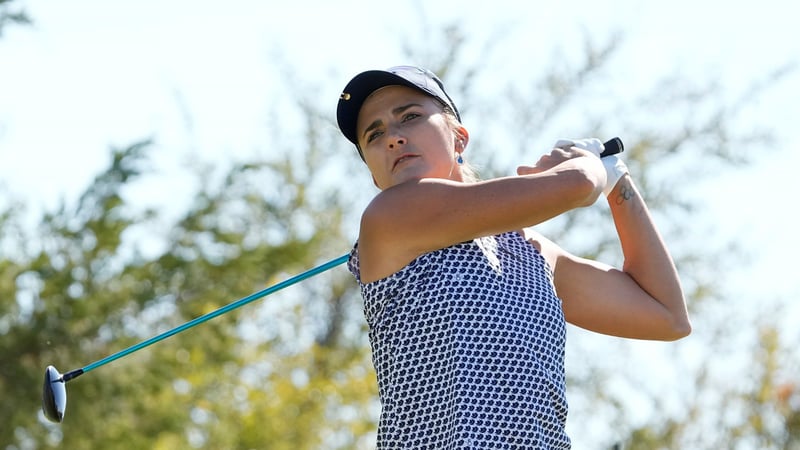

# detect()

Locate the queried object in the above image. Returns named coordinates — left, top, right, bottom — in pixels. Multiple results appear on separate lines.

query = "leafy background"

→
left=1, top=1, right=798, bottom=448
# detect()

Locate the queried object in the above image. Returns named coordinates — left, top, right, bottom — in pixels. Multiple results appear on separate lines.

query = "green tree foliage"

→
left=1, top=135, right=375, bottom=448
left=624, top=324, right=800, bottom=450
left=1, top=14, right=797, bottom=450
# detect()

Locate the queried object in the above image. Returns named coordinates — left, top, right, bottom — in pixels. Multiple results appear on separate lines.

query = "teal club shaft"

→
left=60, top=254, right=349, bottom=382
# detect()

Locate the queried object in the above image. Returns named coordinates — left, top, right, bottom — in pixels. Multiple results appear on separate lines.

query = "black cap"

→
left=337, top=65, right=461, bottom=159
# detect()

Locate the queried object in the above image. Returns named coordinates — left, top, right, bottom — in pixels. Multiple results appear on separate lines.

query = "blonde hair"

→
left=441, top=105, right=480, bottom=183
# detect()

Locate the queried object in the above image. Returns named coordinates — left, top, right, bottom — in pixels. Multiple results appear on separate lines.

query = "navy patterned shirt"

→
left=349, top=231, right=570, bottom=449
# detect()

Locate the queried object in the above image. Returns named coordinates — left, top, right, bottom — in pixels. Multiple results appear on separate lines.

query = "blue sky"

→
left=2, top=0, right=799, bottom=445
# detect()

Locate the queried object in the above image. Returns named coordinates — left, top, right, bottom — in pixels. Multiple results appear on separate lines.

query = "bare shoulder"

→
left=356, top=184, right=435, bottom=284
left=356, top=178, right=481, bottom=283
left=518, top=227, right=565, bottom=269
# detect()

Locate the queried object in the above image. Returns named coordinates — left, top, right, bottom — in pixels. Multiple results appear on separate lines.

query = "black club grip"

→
left=601, top=137, right=624, bottom=157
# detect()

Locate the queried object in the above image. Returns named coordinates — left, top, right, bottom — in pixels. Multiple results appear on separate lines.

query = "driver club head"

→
left=42, top=365, right=66, bottom=423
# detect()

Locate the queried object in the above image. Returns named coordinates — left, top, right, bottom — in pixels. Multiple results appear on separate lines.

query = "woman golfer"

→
left=336, top=65, right=691, bottom=449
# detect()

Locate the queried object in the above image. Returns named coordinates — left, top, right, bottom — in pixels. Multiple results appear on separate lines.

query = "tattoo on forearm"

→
left=615, top=184, right=635, bottom=205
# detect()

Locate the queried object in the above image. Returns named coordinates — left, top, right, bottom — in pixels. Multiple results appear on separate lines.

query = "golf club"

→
left=41, top=138, right=624, bottom=424
left=42, top=254, right=349, bottom=423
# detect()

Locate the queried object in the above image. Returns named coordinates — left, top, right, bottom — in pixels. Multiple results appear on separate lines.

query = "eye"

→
left=366, top=129, right=383, bottom=143
left=402, top=112, right=420, bottom=122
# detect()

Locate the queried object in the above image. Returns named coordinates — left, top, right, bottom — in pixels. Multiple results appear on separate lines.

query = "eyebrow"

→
left=361, top=103, right=423, bottom=141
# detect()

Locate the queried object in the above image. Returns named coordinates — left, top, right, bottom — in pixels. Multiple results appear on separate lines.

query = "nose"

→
left=388, top=138, right=406, bottom=149
left=387, top=129, right=406, bottom=150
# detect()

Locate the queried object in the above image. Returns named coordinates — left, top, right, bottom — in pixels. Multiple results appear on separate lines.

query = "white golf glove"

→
left=600, top=153, right=628, bottom=196
left=554, top=138, right=604, bottom=158
left=554, top=138, right=629, bottom=196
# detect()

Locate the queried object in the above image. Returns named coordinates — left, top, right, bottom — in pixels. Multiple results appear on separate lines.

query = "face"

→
left=356, top=85, right=466, bottom=190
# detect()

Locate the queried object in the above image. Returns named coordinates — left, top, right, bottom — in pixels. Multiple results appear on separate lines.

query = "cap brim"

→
left=336, top=70, right=423, bottom=146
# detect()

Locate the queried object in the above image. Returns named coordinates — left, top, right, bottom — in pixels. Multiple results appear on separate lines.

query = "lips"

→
left=392, top=154, right=417, bottom=170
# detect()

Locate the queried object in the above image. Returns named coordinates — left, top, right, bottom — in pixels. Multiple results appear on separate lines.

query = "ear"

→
left=454, top=126, right=470, bottom=152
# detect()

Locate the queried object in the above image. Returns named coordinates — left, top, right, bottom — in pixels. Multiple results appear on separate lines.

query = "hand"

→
left=554, top=138, right=604, bottom=158
left=554, top=138, right=629, bottom=196
left=516, top=146, right=597, bottom=175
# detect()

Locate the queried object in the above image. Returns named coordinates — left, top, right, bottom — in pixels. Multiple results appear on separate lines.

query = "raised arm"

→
left=357, top=148, right=606, bottom=283
left=545, top=173, right=691, bottom=341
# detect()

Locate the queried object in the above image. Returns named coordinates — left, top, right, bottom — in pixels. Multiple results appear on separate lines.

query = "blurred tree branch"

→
left=0, top=0, right=30, bottom=36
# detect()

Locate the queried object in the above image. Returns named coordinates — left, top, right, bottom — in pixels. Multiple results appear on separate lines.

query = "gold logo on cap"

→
left=340, top=93, right=351, bottom=100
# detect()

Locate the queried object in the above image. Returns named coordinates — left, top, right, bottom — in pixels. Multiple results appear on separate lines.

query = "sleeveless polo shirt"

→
left=349, top=231, right=570, bottom=449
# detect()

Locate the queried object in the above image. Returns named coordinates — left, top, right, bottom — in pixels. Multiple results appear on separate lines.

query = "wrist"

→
left=602, top=155, right=629, bottom=197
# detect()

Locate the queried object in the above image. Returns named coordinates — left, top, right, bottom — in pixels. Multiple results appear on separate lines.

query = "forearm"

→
left=607, top=175, right=691, bottom=334
left=361, top=155, right=604, bottom=260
